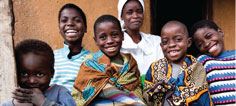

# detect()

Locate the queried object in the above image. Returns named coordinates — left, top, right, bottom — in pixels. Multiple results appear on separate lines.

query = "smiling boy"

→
left=144, top=21, right=212, bottom=106
left=191, top=20, right=236, bottom=106
left=71, top=15, right=144, bottom=106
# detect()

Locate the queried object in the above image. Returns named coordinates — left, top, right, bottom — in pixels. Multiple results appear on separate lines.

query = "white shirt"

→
left=121, top=32, right=164, bottom=75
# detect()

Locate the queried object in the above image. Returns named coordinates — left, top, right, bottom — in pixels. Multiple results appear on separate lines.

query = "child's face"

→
left=19, top=53, right=53, bottom=92
left=95, top=21, right=123, bottom=61
left=193, top=27, right=226, bottom=57
left=161, top=24, right=192, bottom=65
left=59, top=8, right=86, bottom=45
left=121, top=0, right=144, bottom=31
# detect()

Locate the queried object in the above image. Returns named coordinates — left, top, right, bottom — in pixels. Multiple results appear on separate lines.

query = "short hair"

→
left=93, top=14, right=122, bottom=37
left=58, top=3, right=87, bottom=29
left=15, top=39, right=54, bottom=73
left=161, top=20, right=189, bottom=37
left=190, top=20, right=219, bottom=37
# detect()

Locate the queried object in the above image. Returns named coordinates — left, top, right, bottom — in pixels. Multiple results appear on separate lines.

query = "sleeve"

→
left=0, top=99, right=14, bottom=106
left=41, top=86, right=76, bottom=106
left=143, top=64, right=156, bottom=106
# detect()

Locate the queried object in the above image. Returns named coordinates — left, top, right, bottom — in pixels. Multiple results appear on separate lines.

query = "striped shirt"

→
left=50, top=43, right=90, bottom=92
left=198, top=50, right=236, bottom=106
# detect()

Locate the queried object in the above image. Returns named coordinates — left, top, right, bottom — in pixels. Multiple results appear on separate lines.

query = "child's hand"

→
left=12, top=88, right=32, bottom=103
left=29, top=88, right=45, bottom=106
left=12, top=88, right=45, bottom=106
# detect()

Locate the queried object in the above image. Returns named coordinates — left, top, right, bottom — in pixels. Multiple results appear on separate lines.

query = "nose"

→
left=28, top=76, right=37, bottom=84
left=66, top=20, right=75, bottom=27
left=203, top=40, right=210, bottom=48
left=106, top=36, right=114, bottom=44
left=132, top=12, right=138, bottom=18
left=168, top=40, right=176, bottom=48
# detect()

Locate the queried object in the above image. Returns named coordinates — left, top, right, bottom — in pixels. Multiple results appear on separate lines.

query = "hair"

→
left=58, top=3, right=87, bottom=28
left=190, top=20, right=219, bottom=38
left=161, top=20, right=189, bottom=37
left=15, top=39, right=54, bottom=73
left=93, top=14, right=122, bottom=37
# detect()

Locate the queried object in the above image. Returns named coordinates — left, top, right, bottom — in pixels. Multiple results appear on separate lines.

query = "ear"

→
left=160, top=42, right=164, bottom=50
left=217, top=28, right=224, bottom=37
left=187, top=37, right=192, bottom=48
left=94, top=36, right=98, bottom=45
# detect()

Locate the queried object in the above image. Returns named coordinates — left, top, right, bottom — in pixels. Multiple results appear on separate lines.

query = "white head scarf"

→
left=117, top=0, right=145, bottom=30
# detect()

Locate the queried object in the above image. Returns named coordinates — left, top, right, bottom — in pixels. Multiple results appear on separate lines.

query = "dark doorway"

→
left=150, top=0, right=207, bottom=57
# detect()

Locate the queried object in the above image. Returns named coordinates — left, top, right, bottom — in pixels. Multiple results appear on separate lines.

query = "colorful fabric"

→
left=198, top=50, right=236, bottom=106
left=121, top=32, right=164, bottom=88
left=144, top=55, right=212, bottom=106
left=50, top=43, right=90, bottom=92
left=71, top=51, right=144, bottom=106
left=90, top=83, right=145, bottom=106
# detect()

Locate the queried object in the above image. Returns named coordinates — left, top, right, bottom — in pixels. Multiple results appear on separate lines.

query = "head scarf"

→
left=117, top=0, right=145, bottom=29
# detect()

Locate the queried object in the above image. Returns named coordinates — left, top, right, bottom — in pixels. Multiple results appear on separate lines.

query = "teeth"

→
left=65, top=30, right=78, bottom=36
left=169, top=51, right=178, bottom=57
left=208, top=45, right=217, bottom=53
left=107, top=47, right=115, bottom=51
left=66, top=30, right=77, bottom=33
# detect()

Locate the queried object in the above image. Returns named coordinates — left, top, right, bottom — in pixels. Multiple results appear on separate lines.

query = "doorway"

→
left=150, top=0, right=207, bottom=57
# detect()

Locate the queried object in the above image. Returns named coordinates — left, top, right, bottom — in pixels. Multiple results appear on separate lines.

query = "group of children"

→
left=1, top=1, right=235, bottom=106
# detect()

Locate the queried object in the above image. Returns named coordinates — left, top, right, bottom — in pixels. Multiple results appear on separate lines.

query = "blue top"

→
left=1, top=85, right=76, bottom=106
left=197, top=50, right=236, bottom=106
left=50, top=43, right=90, bottom=92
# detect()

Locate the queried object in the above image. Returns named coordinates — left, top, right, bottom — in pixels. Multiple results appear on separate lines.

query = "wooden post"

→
left=0, top=0, right=17, bottom=103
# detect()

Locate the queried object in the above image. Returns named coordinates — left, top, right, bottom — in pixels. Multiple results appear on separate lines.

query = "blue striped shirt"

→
left=198, top=50, right=236, bottom=106
left=50, top=43, right=90, bottom=92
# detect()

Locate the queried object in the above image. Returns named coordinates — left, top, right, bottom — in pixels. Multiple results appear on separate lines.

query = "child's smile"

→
left=95, top=21, right=123, bottom=61
left=193, top=27, right=226, bottom=57
left=65, top=29, right=79, bottom=37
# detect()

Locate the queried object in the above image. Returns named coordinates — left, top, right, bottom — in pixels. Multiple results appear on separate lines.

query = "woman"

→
left=118, top=0, right=164, bottom=86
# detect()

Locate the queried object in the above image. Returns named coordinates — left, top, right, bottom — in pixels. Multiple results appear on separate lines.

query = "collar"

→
left=62, top=42, right=90, bottom=60
left=121, top=32, right=154, bottom=54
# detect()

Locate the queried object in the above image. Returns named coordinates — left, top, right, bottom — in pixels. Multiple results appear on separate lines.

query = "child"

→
left=191, top=20, right=236, bottom=106
left=1, top=39, right=76, bottom=106
left=49, top=3, right=90, bottom=92
left=144, top=21, right=212, bottom=106
left=71, top=15, right=145, bottom=106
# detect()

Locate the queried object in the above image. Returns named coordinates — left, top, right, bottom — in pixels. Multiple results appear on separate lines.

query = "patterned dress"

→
left=71, top=51, right=144, bottom=106
left=198, top=50, right=236, bottom=106
left=144, top=55, right=212, bottom=106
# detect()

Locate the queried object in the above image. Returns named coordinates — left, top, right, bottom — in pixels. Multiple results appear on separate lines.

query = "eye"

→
left=74, top=18, right=82, bottom=23
left=197, top=42, right=203, bottom=47
left=137, top=9, right=143, bottom=14
left=60, top=18, right=68, bottom=23
left=36, top=73, right=44, bottom=77
left=98, top=35, right=106, bottom=40
left=111, top=32, right=119, bottom=37
left=126, top=10, right=133, bottom=15
left=205, top=33, right=212, bottom=39
left=21, top=72, right=28, bottom=77
left=162, top=39, right=168, bottom=45
left=175, top=37, right=183, bottom=42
